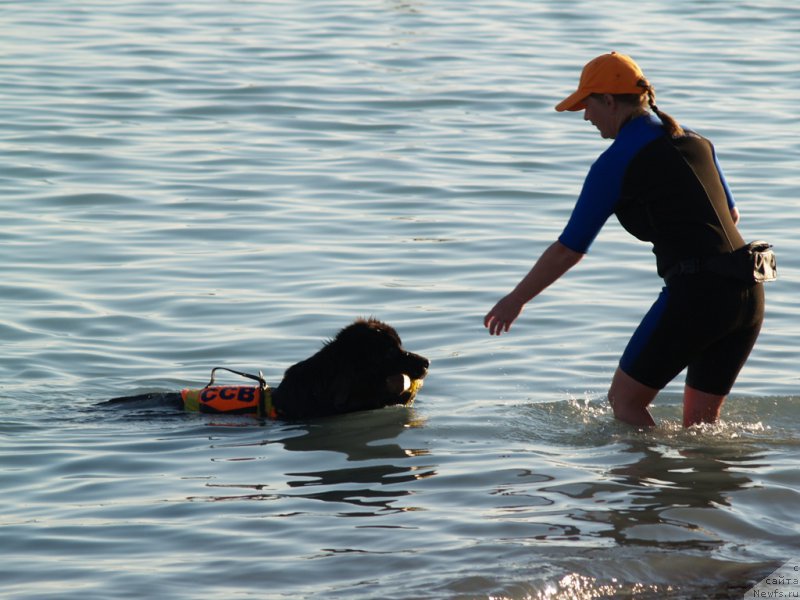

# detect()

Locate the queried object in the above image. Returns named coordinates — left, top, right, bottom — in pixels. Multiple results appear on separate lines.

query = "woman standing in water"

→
left=484, top=52, right=769, bottom=428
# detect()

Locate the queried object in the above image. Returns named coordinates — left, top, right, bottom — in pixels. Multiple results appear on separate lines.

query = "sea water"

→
left=1, top=1, right=798, bottom=598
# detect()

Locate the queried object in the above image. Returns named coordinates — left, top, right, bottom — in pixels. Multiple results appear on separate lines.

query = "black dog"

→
left=105, top=318, right=429, bottom=420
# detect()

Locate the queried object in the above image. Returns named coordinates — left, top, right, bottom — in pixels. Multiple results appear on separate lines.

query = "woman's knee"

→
left=608, top=368, right=659, bottom=427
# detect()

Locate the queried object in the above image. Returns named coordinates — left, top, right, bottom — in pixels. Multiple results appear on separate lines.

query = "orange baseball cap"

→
left=555, top=52, right=646, bottom=112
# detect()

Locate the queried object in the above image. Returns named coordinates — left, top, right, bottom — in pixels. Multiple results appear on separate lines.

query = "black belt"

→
left=664, top=242, right=777, bottom=286
left=663, top=257, right=717, bottom=284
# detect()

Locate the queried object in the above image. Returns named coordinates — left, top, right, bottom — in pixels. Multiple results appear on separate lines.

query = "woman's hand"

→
left=483, top=241, right=584, bottom=336
left=484, top=293, right=525, bottom=336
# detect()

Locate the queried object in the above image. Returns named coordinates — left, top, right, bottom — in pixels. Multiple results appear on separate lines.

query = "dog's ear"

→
left=322, top=361, right=359, bottom=410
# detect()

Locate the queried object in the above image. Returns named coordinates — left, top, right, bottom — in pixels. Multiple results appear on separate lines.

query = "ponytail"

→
left=638, top=78, right=684, bottom=138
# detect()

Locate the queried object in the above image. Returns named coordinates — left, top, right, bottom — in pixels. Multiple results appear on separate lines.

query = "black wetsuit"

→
left=559, top=113, right=764, bottom=394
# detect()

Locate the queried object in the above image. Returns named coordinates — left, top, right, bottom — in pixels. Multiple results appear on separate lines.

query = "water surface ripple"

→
left=1, top=2, right=798, bottom=599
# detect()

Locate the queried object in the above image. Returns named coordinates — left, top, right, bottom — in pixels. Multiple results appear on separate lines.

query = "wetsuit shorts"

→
left=619, top=274, right=765, bottom=395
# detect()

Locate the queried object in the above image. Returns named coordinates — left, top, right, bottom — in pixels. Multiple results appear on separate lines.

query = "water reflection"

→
left=611, top=440, right=762, bottom=509
left=277, top=406, right=427, bottom=461
left=556, top=438, right=765, bottom=549
left=200, top=407, right=436, bottom=514
left=279, top=407, right=435, bottom=514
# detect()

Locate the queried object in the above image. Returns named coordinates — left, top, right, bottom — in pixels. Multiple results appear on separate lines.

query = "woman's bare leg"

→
left=683, top=385, right=725, bottom=428
left=607, top=368, right=658, bottom=427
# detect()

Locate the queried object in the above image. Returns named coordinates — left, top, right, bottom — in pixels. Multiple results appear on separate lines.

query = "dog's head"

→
left=329, top=318, right=429, bottom=410
left=274, top=318, right=430, bottom=419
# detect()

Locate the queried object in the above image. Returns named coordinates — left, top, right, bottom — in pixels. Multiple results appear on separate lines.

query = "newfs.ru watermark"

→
left=747, top=559, right=800, bottom=599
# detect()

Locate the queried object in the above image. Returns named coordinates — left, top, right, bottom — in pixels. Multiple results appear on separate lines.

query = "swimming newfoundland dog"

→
left=105, top=318, right=430, bottom=420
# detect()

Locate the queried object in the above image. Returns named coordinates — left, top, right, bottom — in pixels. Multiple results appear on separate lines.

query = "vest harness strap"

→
left=180, top=367, right=278, bottom=419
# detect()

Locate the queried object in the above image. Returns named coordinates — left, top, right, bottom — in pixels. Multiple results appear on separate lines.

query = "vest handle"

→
left=205, top=367, right=267, bottom=390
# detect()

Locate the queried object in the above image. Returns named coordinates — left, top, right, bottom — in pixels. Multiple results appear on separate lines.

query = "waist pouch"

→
left=665, top=241, right=777, bottom=285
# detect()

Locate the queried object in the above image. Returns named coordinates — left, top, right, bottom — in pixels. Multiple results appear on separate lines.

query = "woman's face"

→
left=583, top=94, right=619, bottom=139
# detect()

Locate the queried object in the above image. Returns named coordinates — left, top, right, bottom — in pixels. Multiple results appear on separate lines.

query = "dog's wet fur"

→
left=105, top=318, right=429, bottom=420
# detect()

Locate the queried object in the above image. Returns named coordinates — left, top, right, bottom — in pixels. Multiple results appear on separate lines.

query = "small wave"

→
left=510, top=393, right=799, bottom=452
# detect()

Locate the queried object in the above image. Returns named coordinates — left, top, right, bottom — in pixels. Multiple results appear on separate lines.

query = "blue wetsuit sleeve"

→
left=558, top=114, right=665, bottom=254
left=712, top=146, right=736, bottom=209
left=558, top=156, right=621, bottom=254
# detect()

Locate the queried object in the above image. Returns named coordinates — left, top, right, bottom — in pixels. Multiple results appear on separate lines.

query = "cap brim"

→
left=555, top=89, right=589, bottom=112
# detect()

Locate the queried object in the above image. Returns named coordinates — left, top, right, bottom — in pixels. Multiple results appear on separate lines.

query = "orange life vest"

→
left=180, top=385, right=277, bottom=419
